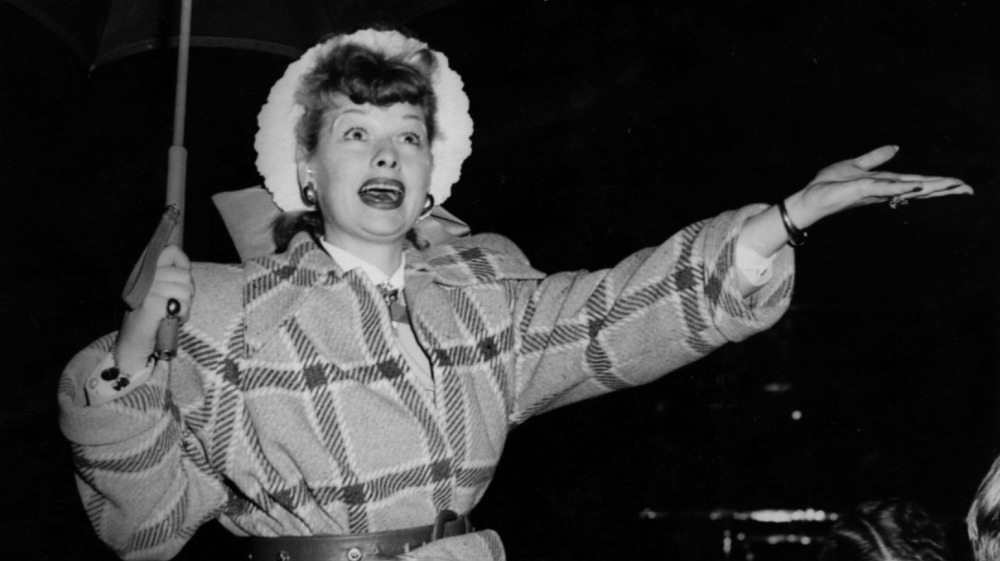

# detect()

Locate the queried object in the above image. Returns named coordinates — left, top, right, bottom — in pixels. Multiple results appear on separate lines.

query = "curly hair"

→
left=819, top=499, right=952, bottom=561
left=294, top=41, right=438, bottom=158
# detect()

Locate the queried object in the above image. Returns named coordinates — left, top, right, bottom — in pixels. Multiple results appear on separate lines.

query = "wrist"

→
left=778, top=198, right=807, bottom=247
left=783, top=190, right=824, bottom=230
left=115, top=311, right=158, bottom=373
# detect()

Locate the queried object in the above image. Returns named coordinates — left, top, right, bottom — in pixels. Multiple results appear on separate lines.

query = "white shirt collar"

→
left=320, top=238, right=405, bottom=290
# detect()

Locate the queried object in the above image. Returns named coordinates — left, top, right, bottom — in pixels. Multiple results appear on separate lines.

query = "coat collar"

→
left=242, top=231, right=544, bottom=356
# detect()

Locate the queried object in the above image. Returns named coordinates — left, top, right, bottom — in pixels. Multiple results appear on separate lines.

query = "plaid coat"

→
left=59, top=204, right=794, bottom=560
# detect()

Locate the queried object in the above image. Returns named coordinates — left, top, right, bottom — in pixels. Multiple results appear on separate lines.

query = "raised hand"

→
left=737, top=145, right=973, bottom=286
left=114, top=245, right=193, bottom=373
left=786, top=145, right=973, bottom=229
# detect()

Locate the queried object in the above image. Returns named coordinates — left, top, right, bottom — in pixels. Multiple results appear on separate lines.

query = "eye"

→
left=343, top=127, right=366, bottom=141
left=400, top=132, right=423, bottom=146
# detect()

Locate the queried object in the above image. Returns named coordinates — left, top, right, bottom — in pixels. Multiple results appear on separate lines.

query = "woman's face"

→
left=302, top=96, right=433, bottom=252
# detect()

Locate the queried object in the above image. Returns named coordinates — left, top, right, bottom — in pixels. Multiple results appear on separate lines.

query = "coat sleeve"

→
left=58, top=263, right=242, bottom=560
left=508, top=204, right=795, bottom=423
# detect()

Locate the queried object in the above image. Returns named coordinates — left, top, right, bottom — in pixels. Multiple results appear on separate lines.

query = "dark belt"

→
left=249, top=510, right=472, bottom=561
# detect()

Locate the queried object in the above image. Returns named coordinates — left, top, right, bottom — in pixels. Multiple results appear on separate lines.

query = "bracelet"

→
left=777, top=199, right=807, bottom=247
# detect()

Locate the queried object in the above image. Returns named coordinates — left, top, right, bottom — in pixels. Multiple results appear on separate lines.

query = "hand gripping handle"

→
left=121, top=205, right=182, bottom=360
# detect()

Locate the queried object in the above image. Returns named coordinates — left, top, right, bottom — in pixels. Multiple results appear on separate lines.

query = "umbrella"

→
left=4, top=0, right=460, bottom=68
left=4, top=0, right=463, bottom=356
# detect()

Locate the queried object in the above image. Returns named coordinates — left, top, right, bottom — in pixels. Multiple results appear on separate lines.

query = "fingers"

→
left=849, top=147, right=974, bottom=199
left=148, top=277, right=192, bottom=303
left=116, top=246, right=193, bottom=366
left=888, top=177, right=969, bottom=196
left=913, top=182, right=975, bottom=199
left=150, top=245, right=194, bottom=319
left=871, top=179, right=973, bottom=211
left=852, top=144, right=899, bottom=171
left=869, top=171, right=949, bottom=182
left=157, top=244, right=192, bottom=270
left=801, top=146, right=973, bottom=225
left=155, top=266, right=191, bottom=286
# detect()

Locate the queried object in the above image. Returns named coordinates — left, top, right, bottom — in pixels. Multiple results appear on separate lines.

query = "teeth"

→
left=360, top=184, right=402, bottom=194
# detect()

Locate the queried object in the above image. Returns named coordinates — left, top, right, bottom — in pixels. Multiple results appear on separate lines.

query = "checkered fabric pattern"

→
left=59, top=204, right=794, bottom=560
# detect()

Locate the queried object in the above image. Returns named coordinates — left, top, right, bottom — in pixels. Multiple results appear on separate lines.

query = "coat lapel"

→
left=242, top=232, right=342, bottom=358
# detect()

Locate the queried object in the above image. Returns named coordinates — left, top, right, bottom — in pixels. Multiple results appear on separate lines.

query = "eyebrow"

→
left=338, top=108, right=366, bottom=116
left=330, top=108, right=427, bottom=128
left=331, top=108, right=367, bottom=124
left=403, top=114, right=428, bottom=129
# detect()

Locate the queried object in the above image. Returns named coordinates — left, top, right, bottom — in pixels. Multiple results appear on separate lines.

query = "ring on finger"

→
left=888, top=195, right=909, bottom=210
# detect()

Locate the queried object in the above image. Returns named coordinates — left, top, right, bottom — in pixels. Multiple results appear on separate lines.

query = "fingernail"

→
left=892, top=145, right=900, bottom=152
left=945, top=183, right=961, bottom=190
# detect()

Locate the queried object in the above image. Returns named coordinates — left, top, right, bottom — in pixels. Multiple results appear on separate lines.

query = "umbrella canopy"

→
left=4, top=0, right=461, bottom=68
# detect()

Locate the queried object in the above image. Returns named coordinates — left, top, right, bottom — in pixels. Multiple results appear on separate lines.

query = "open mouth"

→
left=358, top=178, right=405, bottom=209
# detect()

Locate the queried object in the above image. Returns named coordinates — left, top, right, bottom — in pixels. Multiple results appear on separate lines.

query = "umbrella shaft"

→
left=166, top=0, right=192, bottom=248
left=171, top=0, right=193, bottom=148
left=166, top=146, right=186, bottom=247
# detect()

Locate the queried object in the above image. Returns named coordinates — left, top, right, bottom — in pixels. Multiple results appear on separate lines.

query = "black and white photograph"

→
left=2, top=0, right=998, bottom=559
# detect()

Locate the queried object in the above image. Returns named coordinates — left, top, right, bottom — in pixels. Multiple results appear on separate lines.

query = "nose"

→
left=372, top=142, right=399, bottom=170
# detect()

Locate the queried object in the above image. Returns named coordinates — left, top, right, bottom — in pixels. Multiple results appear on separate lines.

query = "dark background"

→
left=2, top=0, right=998, bottom=559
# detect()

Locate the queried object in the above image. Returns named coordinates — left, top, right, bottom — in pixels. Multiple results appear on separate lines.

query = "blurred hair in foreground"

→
left=819, top=498, right=951, bottom=561
left=969, top=454, right=1000, bottom=561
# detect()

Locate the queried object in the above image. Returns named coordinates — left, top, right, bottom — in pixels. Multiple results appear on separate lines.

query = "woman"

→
left=59, top=29, right=972, bottom=561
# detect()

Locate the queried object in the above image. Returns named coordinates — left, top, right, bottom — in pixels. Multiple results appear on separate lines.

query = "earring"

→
left=302, top=184, right=318, bottom=206
left=302, top=168, right=318, bottom=206
left=420, top=194, right=435, bottom=218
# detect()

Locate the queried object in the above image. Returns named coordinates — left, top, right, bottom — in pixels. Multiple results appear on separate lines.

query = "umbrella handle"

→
left=122, top=205, right=181, bottom=309
left=120, top=205, right=183, bottom=360
left=155, top=307, right=181, bottom=360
